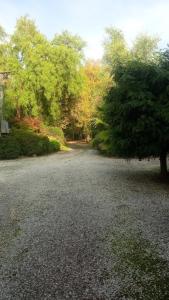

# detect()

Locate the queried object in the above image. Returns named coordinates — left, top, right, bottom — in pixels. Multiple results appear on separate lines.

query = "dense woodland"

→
left=0, top=16, right=109, bottom=140
left=1, top=16, right=169, bottom=175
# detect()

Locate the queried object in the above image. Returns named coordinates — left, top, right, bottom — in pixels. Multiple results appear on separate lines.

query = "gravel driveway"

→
left=1, top=143, right=169, bottom=299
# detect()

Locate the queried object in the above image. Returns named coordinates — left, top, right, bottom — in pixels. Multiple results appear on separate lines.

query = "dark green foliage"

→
left=91, top=117, right=108, bottom=137
left=0, top=136, right=21, bottom=159
left=47, top=140, right=60, bottom=153
left=92, top=130, right=111, bottom=154
left=103, top=55, right=169, bottom=174
left=0, top=129, right=60, bottom=159
left=13, top=129, right=49, bottom=156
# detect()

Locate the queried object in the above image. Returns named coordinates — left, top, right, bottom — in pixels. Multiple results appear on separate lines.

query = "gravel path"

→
left=1, top=143, right=169, bottom=299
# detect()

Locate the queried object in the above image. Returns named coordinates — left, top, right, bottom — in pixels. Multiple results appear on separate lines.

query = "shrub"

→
left=0, top=128, right=61, bottom=160
left=91, top=118, right=108, bottom=137
left=48, top=140, right=60, bottom=153
left=12, top=129, right=45, bottom=156
left=92, top=130, right=109, bottom=147
left=0, top=136, right=20, bottom=159
left=92, top=130, right=113, bottom=155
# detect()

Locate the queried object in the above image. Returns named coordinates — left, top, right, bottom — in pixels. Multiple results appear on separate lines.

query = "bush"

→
left=91, top=118, right=108, bottom=137
left=12, top=129, right=44, bottom=156
left=48, top=140, right=60, bottom=153
left=92, top=130, right=113, bottom=155
left=0, top=129, right=61, bottom=160
left=92, top=130, right=109, bottom=147
left=0, top=136, right=21, bottom=159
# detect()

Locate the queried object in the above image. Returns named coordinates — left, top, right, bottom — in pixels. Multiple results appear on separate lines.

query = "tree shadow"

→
left=118, top=167, right=169, bottom=191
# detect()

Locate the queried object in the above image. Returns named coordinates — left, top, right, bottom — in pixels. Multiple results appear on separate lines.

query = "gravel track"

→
left=1, top=143, right=169, bottom=299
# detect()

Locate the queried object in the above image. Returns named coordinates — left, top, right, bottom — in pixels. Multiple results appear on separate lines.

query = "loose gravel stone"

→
left=1, top=144, right=169, bottom=299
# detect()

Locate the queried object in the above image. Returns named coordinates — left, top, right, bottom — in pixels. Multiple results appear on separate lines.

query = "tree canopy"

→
left=103, top=27, right=129, bottom=70
left=52, top=30, right=86, bottom=56
left=132, top=33, right=160, bottom=62
left=103, top=54, right=169, bottom=175
left=103, top=27, right=160, bottom=70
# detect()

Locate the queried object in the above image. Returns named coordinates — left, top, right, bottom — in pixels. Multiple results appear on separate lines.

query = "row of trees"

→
left=1, top=17, right=160, bottom=141
left=0, top=16, right=108, bottom=139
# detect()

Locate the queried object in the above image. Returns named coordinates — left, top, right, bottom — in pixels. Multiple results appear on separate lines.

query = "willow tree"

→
left=3, top=17, right=85, bottom=127
left=4, top=16, right=59, bottom=121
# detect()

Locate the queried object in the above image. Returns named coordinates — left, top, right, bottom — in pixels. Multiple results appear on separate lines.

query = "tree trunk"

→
left=160, top=151, right=168, bottom=177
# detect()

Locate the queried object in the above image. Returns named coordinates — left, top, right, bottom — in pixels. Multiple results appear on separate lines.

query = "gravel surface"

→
left=1, top=143, right=169, bottom=299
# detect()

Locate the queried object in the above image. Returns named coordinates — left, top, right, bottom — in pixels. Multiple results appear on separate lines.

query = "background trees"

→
left=103, top=27, right=160, bottom=69
left=52, top=30, right=86, bottom=56
left=51, top=31, right=85, bottom=130
left=103, top=27, right=129, bottom=71
left=132, top=34, right=159, bottom=62
left=0, top=16, right=110, bottom=142
left=68, top=60, right=110, bottom=140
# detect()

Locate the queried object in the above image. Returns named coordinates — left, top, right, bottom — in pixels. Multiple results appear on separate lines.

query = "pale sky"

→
left=0, top=0, right=169, bottom=59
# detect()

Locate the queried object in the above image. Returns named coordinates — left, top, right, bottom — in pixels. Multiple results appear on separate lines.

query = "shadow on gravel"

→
left=118, top=169, right=169, bottom=191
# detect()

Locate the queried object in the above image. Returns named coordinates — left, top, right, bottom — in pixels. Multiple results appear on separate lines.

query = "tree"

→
left=0, top=25, right=7, bottom=42
left=69, top=60, right=110, bottom=140
left=103, top=57, right=169, bottom=176
left=103, top=27, right=129, bottom=70
left=0, top=16, right=88, bottom=133
left=52, top=30, right=86, bottom=57
left=132, top=33, right=160, bottom=62
left=51, top=31, right=86, bottom=130
left=3, top=17, right=85, bottom=126
left=51, top=45, right=84, bottom=129
left=0, top=26, right=8, bottom=70
left=4, top=16, right=59, bottom=121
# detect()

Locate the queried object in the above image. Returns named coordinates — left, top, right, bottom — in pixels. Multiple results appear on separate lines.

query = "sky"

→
left=0, top=0, right=169, bottom=59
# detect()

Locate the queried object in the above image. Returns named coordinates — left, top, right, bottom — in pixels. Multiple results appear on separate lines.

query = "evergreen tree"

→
left=104, top=56, right=169, bottom=176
